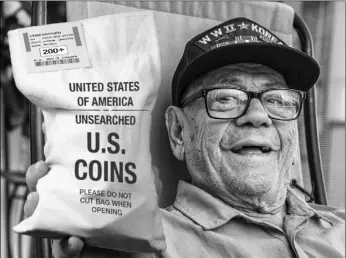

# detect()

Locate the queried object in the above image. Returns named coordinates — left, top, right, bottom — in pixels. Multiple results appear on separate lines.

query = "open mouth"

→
left=231, top=145, right=273, bottom=154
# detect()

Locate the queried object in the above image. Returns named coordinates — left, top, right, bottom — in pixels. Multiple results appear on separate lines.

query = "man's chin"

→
left=224, top=173, right=280, bottom=196
left=223, top=179, right=287, bottom=211
left=234, top=181, right=274, bottom=196
left=215, top=180, right=287, bottom=214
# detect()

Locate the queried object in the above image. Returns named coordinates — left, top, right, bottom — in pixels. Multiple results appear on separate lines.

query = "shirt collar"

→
left=173, top=180, right=333, bottom=230
left=286, top=187, right=334, bottom=225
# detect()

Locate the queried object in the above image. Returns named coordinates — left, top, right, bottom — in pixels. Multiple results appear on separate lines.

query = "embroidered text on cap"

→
left=194, top=18, right=286, bottom=52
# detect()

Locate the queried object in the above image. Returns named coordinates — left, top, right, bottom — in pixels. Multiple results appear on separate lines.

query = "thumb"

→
left=52, top=237, right=84, bottom=258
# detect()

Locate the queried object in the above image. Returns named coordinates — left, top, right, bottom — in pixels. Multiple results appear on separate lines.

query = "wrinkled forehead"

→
left=184, top=63, right=288, bottom=98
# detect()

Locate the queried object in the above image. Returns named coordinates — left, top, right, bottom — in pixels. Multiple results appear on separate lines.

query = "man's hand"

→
left=24, top=161, right=85, bottom=257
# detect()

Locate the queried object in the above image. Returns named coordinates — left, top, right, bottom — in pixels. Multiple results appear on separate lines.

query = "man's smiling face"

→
left=166, top=63, right=298, bottom=213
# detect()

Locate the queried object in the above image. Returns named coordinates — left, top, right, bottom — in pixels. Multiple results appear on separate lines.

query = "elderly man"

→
left=23, top=17, right=344, bottom=257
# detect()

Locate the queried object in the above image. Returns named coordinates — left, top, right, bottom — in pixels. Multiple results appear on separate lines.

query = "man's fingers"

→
left=23, top=192, right=39, bottom=218
left=52, top=237, right=84, bottom=258
left=152, top=165, right=163, bottom=197
left=26, top=161, right=49, bottom=192
left=41, top=122, right=46, bottom=135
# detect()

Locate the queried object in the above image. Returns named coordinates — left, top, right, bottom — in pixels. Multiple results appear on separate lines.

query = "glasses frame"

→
left=181, top=87, right=307, bottom=121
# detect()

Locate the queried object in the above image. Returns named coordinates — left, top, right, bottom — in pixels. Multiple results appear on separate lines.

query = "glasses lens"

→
left=262, top=90, right=301, bottom=119
left=206, top=89, right=248, bottom=118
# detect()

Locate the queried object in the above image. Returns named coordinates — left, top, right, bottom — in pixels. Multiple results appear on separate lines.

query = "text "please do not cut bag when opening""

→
left=8, top=12, right=166, bottom=253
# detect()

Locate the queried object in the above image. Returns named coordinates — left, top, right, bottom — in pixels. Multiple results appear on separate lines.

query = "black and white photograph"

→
left=1, top=1, right=345, bottom=258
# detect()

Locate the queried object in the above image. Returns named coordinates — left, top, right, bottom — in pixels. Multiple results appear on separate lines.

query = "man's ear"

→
left=165, top=106, right=187, bottom=161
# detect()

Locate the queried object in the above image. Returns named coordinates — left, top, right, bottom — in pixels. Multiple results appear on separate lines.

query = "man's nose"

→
left=235, top=98, right=272, bottom=127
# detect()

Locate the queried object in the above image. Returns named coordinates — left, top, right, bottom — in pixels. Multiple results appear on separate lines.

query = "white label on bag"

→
left=19, top=22, right=91, bottom=73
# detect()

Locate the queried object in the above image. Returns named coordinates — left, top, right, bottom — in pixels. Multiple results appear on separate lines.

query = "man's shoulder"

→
left=159, top=205, right=201, bottom=230
left=309, top=203, right=345, bottom=222
left=161, top=205, right=189, bottom=221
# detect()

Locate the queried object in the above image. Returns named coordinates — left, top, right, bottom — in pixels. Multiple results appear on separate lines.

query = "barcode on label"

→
left=34, top=57, right=80, bottom=67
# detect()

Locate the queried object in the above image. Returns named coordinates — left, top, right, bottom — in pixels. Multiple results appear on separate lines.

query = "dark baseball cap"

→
left=172, top=17, right=320, bottom=106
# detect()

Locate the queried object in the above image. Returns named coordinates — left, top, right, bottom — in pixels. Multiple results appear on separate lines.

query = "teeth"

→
left=261, top=147, right=271, bottom=153
left=231, top=146, right=272, bottom=153
left=233, top=147, right=242, bottom=151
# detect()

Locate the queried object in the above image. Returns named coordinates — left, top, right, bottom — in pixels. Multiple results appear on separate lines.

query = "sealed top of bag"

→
left=8, top=12, right=157, bottom=74
left=11, top=21, right=92, bottom=73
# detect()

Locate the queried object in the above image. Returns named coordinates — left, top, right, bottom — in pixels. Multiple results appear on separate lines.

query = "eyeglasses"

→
left=181, top=87, right=306, bottom=121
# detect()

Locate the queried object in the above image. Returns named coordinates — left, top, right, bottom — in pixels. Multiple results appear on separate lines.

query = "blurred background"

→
left=1, top=1, right=344, bottom=258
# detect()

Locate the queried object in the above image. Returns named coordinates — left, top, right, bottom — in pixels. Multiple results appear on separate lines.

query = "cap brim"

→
left=176, top=43, right=319, bottom=105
